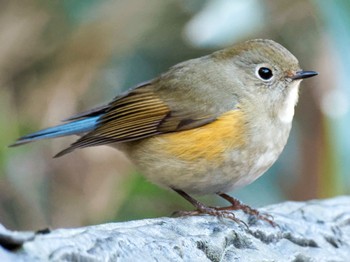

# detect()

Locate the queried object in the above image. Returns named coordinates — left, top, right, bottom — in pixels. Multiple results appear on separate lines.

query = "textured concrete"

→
left=1, top=196, right=350, bottom=261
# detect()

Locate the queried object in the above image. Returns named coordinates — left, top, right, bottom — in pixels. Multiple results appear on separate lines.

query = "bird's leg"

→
left=217, top=193, right=276, bottom=226
left=171, top=188, right=244, bottom=225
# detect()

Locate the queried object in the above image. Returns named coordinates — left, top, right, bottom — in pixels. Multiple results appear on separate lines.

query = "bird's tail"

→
left=10, top=116, right=99, bottom=147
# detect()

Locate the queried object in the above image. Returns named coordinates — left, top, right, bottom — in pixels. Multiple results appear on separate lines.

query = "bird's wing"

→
left=55, top=82, right=217, bottom=156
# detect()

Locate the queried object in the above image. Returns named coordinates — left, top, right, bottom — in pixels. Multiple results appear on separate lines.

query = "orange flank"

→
left=158, top=109, right=247, bottom=163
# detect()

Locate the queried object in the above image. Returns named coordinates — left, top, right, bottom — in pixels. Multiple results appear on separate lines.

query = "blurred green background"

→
left=0, top=0, right=349, bottom=230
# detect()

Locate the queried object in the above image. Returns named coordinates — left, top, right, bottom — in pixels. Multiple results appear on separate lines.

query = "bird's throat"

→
left=278, top=82, right=300, bottom=123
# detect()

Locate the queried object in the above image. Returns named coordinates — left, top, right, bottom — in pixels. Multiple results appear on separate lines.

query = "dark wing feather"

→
left=62, top=104, right=110, bottom=122
left=55, top=83, right=216, bottom=157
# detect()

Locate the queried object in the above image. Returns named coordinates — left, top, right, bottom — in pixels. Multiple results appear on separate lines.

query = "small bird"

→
left=11, top=39, right=318, bottom=224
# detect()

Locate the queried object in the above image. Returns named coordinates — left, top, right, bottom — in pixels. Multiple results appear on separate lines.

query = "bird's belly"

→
left=127, top=143, right=281, bottom=195
left=125, top=110, right=290, bottom=195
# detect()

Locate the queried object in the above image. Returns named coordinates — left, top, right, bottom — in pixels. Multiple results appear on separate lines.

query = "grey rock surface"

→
left=0, top=196, right=350, bottom=262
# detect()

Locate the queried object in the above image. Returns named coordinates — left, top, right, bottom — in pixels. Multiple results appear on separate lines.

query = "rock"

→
left=1, top=196, right=350, bottom=262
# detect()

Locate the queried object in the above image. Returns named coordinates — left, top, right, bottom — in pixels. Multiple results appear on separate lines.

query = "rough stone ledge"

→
left=1, top=196, right=350, bottom=262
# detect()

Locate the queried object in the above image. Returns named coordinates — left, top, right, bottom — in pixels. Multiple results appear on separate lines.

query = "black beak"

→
left=291, top=70, right=318, bottom=80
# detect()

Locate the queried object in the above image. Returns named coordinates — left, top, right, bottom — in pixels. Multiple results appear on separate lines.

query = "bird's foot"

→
left=172, top=205, right=246, bottom=226
left=171, top=188, right=247, bottom=226
left=217, top=193, right=276, bottom=227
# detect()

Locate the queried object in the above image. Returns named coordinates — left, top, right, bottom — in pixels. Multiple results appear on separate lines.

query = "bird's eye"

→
left=256, top=67, right=274, bottom=81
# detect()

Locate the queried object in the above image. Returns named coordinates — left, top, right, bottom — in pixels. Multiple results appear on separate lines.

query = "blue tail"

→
left=11, top=116, right=99, bottom=147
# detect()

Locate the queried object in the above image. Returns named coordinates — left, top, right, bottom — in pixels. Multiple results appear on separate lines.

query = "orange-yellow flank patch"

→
left=159, top=109, right=246, bottom=163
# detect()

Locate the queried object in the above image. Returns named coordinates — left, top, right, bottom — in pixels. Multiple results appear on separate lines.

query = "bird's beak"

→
left=291, top=70, right=318, bottom=80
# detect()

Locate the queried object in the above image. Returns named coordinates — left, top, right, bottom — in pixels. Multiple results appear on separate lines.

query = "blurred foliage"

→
left=0, top=0, right=348, bottom=230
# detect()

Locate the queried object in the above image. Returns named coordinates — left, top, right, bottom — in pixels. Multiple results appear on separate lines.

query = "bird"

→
left=11, top=39, right=318, bottom=225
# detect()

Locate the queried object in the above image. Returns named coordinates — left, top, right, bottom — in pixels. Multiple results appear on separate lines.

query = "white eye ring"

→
left=255, top=66, right=274, bottom=82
